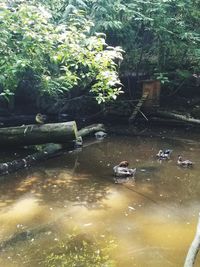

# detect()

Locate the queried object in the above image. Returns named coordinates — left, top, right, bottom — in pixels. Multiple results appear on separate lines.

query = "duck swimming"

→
left=156, top=149, right=172, bottom=160
left=113, top=161, right=136, bottom=178
left=177, top=155, right=193, bottom=167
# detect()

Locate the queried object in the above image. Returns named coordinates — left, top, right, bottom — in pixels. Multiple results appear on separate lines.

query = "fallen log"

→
left=184, top=213, right=200, bottom=267
left=0, top=121, right=78, bottom=147
left=156, top=111, right=200, bottom=126
left=149, top=117, right=191, bottom=126
left=0, top=123, right=105, bottom=176
left=78, top=123, right=105, bottom=138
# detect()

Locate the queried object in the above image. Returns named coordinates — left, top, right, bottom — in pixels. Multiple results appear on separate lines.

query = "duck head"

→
left=178, top=155, right=182, bottom=162
left=118, top=161, right=129, bottom=167
left=157, top=150, right=163, bottom=157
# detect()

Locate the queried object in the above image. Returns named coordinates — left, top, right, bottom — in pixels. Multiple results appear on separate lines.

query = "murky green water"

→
left=0, top=128, right=200, bottom=267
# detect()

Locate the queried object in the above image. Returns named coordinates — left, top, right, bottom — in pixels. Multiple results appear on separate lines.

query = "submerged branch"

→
left=156, top=111, right=200, bottom=125
left=78, top=123, right=105, bottom=137
left=0, top=143, right=63, bottom=176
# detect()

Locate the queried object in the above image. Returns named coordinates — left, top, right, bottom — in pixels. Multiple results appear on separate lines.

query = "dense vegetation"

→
left=0, top=1, right=123, bottom=103
left=33, top=0, right=200, bottom=84
left=1, top=0, right=200, bottom=104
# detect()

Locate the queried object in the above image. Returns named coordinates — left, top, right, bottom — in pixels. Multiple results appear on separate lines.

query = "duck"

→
left=113, top=161, right=136, bottom=178
left=95, top=131, right=107, bottom=140
left=35, top=113, right=47, bottom=124
left=177, top=155, right=193, bottom=167
left=156, top=149, right=172, bottom=160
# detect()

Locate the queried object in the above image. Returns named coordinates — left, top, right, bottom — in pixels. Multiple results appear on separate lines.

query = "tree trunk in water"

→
left=184, top=213, right=200, bottom=267
left=149, top=117, right=191, bottom=126
left=156, top=111, right=200, bottom=125
left=0, top=123, right=105, bottom=176
left=78, top=123, right=105, bottom=138
left=0, top=143, right=63, bottom=175
left=0, top=121, right=78, bottom=147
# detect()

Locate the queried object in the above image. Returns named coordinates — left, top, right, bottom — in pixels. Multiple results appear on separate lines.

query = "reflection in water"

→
left=0, top=131, right=200, bottom=266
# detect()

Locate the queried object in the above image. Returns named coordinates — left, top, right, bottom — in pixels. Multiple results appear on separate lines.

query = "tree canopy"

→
left=38, top=0, right=200, bottom=83
left=1, top=0, right=200, bottom=102
left=0, top=1, right=123, bottom=103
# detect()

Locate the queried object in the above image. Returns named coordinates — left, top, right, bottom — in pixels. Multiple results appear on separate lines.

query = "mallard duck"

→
left=35, top=113, right=47, bottom=124
left=177, top=155, right=193, bottom=167
left=95, top=131, right=107, bottom=140
left=113, top=161, right=136, bottom=178
left=156, top=149, right=172, bottom=160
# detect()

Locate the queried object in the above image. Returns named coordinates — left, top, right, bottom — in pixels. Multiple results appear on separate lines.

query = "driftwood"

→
left=0, top=123, right=105, bottom=176
left=184, top=213, right=200, bottom=267
left=0, top=121, right=78, bottom=147
left=149, top=117, right=191, bottom=127
left=78, top=123, right=105, bottom=137
left=156, top=111, right=200, bottom=126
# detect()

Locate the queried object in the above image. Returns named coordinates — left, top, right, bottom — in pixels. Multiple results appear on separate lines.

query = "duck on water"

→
left=156, top=149, right=173, bottom=160
left=177, top=155, right=193, bottom=167
left=113, top=161, right=136, bottom=178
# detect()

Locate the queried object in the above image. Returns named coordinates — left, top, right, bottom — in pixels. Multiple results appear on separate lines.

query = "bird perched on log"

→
left=35, top=113, right=47, bottom=124
left=177, top=155, right=193, bottom=167
left=113, top=161, right=136, bottom=178
left=156, top=149, right=173, bottom=160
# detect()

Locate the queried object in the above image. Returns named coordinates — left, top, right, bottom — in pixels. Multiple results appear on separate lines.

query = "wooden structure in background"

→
left=142, top=80, right=161, bottom=110
left=129, top=80, right=161, bottom=122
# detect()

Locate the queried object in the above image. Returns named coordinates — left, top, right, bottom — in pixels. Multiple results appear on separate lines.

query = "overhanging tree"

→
left=0, top=2, right=123, bottom=103
left=39, top=0, right=200, bottom=85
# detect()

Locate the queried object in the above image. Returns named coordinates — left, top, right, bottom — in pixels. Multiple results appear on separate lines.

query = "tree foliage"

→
left=39, top=0, right=200, bottom=84
left=0, top=1, right=123, bottom=103
left=2, top=0, right=200, bottom=101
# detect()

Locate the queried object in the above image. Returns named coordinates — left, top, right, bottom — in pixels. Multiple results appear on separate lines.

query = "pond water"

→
left=0, top=128, right=200, bottom=267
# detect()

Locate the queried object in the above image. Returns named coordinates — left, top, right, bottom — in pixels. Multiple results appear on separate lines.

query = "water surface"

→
left=0, top=129, right=200, bottom=267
